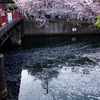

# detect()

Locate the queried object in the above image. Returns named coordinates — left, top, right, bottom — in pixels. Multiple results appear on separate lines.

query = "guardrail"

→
left=0, top=11, right=21, bottom=27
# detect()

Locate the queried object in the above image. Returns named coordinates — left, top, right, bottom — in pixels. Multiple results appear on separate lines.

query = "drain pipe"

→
left=0, top=54, right=7, bottom=100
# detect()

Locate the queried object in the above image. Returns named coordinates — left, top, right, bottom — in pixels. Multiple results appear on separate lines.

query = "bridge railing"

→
left=0, top=11, right=21, bottom=27
left=12, top=11, right=21, bottom=21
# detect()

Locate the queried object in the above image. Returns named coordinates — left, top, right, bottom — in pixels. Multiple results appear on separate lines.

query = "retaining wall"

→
left=23, top=19, right=96, bottom=36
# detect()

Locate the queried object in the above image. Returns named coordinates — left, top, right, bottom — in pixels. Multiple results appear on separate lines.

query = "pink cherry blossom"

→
left=13, top=0, right=100, bottom=27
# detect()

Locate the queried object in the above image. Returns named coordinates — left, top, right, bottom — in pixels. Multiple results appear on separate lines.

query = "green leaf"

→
left=94, top=15, right=100, bottom=28
left=96, top=15, right=100, bottom=19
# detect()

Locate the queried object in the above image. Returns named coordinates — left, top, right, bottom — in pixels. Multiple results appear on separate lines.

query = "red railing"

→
left=12, top=11, right=21, bottom=20
left=0, top=11, right=21, bottom=27
left=0, top=12, right=7, bottom=27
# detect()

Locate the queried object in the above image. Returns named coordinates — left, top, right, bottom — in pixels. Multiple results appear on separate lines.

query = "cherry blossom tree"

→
left=13, top=0, right=100, bottom=28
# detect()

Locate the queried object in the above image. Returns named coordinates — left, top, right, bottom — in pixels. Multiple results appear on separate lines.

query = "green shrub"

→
left=94, top=15, right=100, bottom=28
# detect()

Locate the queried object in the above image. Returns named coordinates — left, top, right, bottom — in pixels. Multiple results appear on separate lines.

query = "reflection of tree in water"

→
left=22, top=41, right=100, bottom=97
left=24, top=63, right=60, bottom=94
left=66, top=55, right=97, bottom=75
left=40, top=68, right=59, bottom=94
left=23, top=53, right=99, bottom=94
left=71, top=66, right=92, bottom=75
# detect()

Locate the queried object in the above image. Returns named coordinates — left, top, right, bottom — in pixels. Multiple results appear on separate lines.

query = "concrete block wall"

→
left=23, top=19, right=95, bottom=36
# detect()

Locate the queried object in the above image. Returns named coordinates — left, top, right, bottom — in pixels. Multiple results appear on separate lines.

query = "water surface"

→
left=3, top=35, right=100, bottom=100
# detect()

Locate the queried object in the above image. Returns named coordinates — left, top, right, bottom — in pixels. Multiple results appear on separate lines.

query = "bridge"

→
left=0, top=11, right=22, bottom=47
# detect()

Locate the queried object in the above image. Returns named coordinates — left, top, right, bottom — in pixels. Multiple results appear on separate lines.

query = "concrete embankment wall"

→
left=23, top=19, right=96, bottom=36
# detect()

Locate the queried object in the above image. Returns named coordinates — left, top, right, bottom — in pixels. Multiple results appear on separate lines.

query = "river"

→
left=1, top=35, right=100, bottom=100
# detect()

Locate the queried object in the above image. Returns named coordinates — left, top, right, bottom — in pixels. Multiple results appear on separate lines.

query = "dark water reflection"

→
left=2, top=35, right=100, bottom=100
